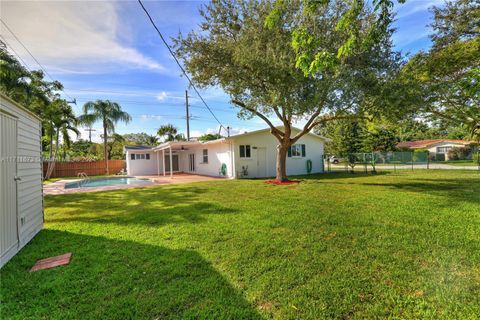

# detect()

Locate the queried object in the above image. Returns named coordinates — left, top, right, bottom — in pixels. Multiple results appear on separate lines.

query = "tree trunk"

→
left=276, top=143, right=289, bottom=182
left=103, top=124, right=109, bottom=175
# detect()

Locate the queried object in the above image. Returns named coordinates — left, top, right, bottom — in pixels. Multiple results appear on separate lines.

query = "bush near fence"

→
left=43, top=160, right=126, bottom=178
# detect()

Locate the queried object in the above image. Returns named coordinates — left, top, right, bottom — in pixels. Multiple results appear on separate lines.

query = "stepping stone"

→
left=30, top=253, right=72, bottom=272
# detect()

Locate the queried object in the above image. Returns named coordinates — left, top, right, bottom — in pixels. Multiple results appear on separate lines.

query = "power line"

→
left=137, top=0, right=226, bottom=132
left=0, top=18, right=74, bottom=101
left=0, top=35, right=33, bottom=71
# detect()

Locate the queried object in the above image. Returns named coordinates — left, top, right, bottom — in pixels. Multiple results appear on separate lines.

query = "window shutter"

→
left=287, top=146, right=292, bottom=157
left=301, top=144, right=306, bottom=157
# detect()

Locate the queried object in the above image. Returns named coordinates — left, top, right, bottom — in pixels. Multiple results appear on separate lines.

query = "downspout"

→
left=229, top=139, right=236, bottom=179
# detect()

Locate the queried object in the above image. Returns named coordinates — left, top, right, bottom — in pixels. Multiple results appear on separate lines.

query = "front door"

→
left=188, top=153, right=196, bottom=172
left=256, top=147, right=267, bottom=177
left=0, top=111, right=19, bottom=263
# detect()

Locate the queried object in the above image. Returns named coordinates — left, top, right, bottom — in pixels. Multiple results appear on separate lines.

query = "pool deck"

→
left=43, top=173, right=225, bottom=195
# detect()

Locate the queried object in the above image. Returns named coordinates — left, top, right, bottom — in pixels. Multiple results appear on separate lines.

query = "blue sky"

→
left=1, top=0, right=444, bottom=142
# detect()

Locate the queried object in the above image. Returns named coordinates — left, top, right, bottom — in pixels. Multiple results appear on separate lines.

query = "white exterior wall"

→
left=231, top=128, right=325, bottom=178
left=126, top=150, right=160, bottom=176
left=426, top=142, right=467, bottom=160
left=1, top=94, right=43, bottom=268
left=179, top=141, right=233, bottom=177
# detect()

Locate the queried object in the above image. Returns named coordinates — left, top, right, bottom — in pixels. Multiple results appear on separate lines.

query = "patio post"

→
left=156, top=151, right=160, bottom=176
left=169, top=146, right=173, bottom=178
left=162, top=149, right=165, bottom=176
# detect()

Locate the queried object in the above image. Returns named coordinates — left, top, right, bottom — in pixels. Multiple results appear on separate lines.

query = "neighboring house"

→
left=1, top=93, right=43, bottom=268
left=125, top=127, right=328, bottom=178
left=396, top=139, right=475, bottom=160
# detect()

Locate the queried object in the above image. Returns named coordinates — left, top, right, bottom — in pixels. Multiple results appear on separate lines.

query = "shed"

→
left=1, top=93, right=43, bottom=268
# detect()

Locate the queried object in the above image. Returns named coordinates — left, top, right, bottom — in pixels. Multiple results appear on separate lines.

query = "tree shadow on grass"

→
left=0, top=229, right=263, bottom=320
left=294, top=171, right=390, bottom=181
left=46, top=185, right=238, bottom=227
left=358, top=178, right=480, bottom=205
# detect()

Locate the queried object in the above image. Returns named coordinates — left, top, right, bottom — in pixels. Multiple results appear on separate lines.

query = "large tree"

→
left=404, top=0, right=480, bottom=141
left=79, top=100, right=131, bottom=174
left=175, top=0, right=400, bottom=181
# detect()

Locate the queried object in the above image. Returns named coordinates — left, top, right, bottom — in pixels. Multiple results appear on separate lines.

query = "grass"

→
left=1, top=171, right=479, bottom=319
left=442, top=160, right=479, bottom=167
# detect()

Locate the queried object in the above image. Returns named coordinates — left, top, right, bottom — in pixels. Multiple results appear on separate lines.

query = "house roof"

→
left=141, top=126, right=329, bottom=152
left=396, top=139, right=474, bottom=149
left=124, top=145, right=154, bottom=151
left=226, top=126, right=331, bottom=142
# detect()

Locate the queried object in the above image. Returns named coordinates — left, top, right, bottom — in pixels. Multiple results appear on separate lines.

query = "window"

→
left=437, top=146, right=452, bottom=154
left=130, top=154, right=135, bottom=160
left=239, top=145, right=251, bottom=158
left=288, top=144, right=306, bottom=157
left=202, top=149, right=208, bottom=163
left=146, top=153, right=150, bottom=160
left=135, top=154, right=146, bottom=160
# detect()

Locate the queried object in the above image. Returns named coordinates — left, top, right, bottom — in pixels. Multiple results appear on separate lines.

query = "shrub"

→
left=447, top=146, right=472, bottom=160
left=412, top=150, right=428, bottom=162
left=435, top=153, right=446, bottom=161
left=473, top=152, right=480, bottom=164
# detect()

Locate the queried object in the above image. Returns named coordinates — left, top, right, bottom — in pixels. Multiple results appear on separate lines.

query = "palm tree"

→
left=146, top=134, right=159, bottom=146
left=80, top=100, right=131, bottom=174
left=157, top=124, right=186, bottom=142
left=157, top=124, right=178, bottom=142
left=44, top=99, right=80, bottom=178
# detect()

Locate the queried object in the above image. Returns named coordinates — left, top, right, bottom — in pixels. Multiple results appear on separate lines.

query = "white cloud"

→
left=139, top=115, right=162, bottom=121
left=395, top=0, right=444, bottom=19
left=1, top=1, right=164, bottom=74
left=156, top=91, right=168, bottom=101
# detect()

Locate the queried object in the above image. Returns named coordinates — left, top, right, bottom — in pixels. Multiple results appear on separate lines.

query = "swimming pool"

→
left=64, top=177, right=153, bottom=189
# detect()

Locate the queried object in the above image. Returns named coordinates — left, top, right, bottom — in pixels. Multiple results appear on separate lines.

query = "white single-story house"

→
left=125, top=127, right=328, bottom=178
left=1, top=93, right=43, bottom=268
left=397, top=139, right=475, bottom=160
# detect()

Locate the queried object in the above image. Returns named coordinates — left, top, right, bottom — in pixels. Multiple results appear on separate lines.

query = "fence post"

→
left=363, top=153, right=367, bottom=173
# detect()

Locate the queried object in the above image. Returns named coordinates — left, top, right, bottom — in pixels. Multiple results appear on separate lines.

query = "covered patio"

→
left=151, top=141, right=202, bottom=178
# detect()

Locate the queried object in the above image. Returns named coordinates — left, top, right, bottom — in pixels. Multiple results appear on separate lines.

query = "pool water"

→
left=65, top=177, right=153, bottom=189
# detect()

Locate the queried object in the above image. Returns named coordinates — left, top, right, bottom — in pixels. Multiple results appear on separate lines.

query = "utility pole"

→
left=85, top=128, right=96, bottom=143
left=185, top=90, right=190, bottom=141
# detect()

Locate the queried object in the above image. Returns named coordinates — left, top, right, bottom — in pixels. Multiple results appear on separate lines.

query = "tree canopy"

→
left=404, top=0, right=480, bottom=141
left=175, top=0, right=400, bottom=181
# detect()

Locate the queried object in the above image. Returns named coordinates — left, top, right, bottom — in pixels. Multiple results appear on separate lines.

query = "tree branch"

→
left=231, top=99, right=284, bottom=140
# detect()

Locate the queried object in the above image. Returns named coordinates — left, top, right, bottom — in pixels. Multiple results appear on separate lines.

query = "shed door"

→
left=0, top=111, right=19, bottom=263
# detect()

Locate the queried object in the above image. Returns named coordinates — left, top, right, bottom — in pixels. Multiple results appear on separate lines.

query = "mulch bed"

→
left=264, top=180, right=300, bottom=185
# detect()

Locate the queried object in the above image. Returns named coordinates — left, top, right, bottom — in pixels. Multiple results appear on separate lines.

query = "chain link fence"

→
left=323, top=151, right=480, bottom=173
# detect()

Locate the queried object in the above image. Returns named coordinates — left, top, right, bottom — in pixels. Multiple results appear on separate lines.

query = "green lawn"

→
left=1, top=171, right=479, bottom=319
left=442, top=160, right=479, bottom=167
